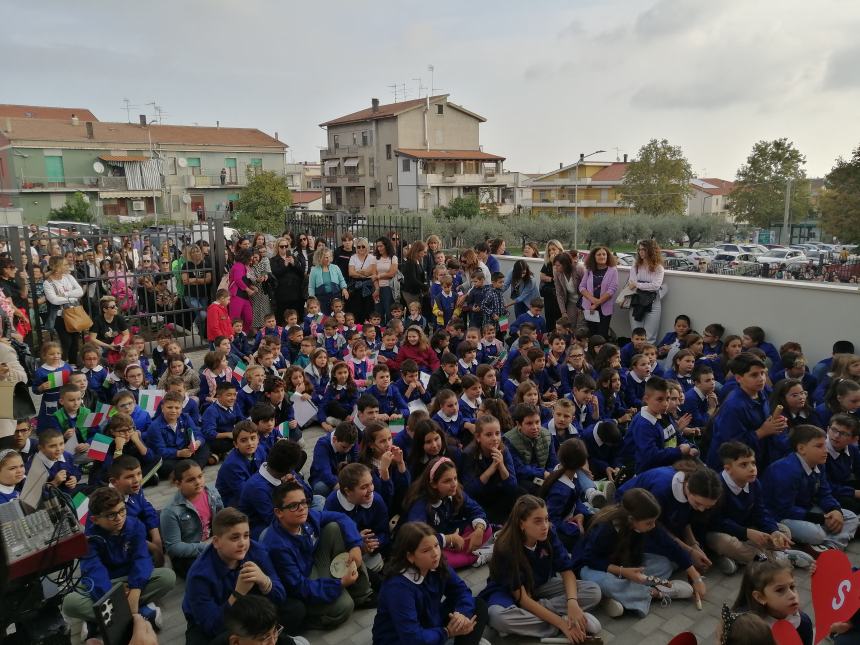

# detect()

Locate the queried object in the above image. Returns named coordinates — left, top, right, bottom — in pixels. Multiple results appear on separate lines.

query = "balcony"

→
left=320, top=145, right=366, bottom=158
left=186, top=173, right=249, bottom=188
left=17, top=176, right=101, bottom=191
left=324, top=173, right=367, bottom=185
left=422, top=173, right=514, bottom=187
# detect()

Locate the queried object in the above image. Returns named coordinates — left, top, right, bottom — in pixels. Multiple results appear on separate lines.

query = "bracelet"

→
left=231, top=590, right=245, bottom=598
left=567, top=597, right=578, bottom=601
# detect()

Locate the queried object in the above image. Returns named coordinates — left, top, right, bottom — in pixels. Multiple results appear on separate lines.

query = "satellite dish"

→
left=181, top=194, right=192, bottom=205
left=93, top=161, right=105, bottom=174
left=177, top=158, right=188, bottom=168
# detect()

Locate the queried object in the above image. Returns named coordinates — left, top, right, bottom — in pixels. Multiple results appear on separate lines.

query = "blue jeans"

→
left=376, top=285, right=394, bottom=322
left=185, top=296, right=208, bottom=338
left=581, top=553, right=675, bottom=617
left=781, top=508, right=859, bottom=549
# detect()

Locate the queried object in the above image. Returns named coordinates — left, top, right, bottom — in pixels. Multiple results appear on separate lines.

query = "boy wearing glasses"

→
left=262, top=481, right=374, bottom=630
left=824, top=413, right=860, bottom=514
left=62, top=488, right=175, bottom=636
left=222, top=595, right=310, bottom=645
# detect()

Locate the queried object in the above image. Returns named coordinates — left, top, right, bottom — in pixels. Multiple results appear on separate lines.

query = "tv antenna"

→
left=428, top=65, right=436, bottom=95
left=613, top=146, right=623, bottom=162
left=121, top=98, right=139, bottom=123
left=146, top=101, right=168, bottom=124
left=412, top=77, right=426, bottom=98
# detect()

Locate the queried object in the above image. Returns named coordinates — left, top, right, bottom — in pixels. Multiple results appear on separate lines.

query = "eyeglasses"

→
left=299, top=237, right=307, bottom=242
left=279, top=499, right=311, bottom=512
left=98, top=507, right=127, bottom=521
left=830, top=428, right=854, bottom=439
left=105, top=304, right=117, bottom=310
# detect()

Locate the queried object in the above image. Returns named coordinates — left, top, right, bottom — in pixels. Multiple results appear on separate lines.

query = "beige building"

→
left=318, top=95, right=515, bottom=213
left=286, top=161, right=321, bottom=191
left=687, top=177, right=734, bottom=218
left=526, top=157, right=631, bottom=218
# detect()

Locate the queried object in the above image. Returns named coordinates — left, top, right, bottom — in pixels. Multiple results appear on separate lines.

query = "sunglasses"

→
left=279, top=244, right=288, bottom=249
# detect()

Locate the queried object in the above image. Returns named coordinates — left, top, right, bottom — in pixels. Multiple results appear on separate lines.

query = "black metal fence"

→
left=284, top=210, right=424, bottom=250
left=0, top=220, right=229, bottom=354
left=697, top=255, right=860, bottom=282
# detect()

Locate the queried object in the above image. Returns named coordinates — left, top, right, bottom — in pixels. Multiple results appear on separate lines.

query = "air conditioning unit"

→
left=132, top=200, right=145, bottom=211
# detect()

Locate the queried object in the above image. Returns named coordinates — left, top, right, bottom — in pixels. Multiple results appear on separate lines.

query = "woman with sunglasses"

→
left=86, top=295, right=130, bottom=356
left=347, top=237, right=378, bottom=325
left=294, top=233, right=313, bottom=278
left=271, top=237, right=305, bottom=323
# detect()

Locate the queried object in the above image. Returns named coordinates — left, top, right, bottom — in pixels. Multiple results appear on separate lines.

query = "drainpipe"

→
left=424, top=97, right=430, bottom=151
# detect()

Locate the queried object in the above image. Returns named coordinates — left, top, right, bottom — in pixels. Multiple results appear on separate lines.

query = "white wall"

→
left=495, top=255, right=859, bottom=364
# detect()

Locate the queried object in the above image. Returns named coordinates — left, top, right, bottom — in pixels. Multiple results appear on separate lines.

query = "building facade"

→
left=318, top=95, right=514, bottom=213
left=0, top=110, right=287, bottom=222
left=687, top=177, right=735, bottom=218
left=526, top=159, right=631, bottom=218
left=286, top=161, right=321, bottom=191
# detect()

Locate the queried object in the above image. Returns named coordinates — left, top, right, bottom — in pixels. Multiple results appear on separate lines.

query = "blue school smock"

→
left=197, top=370, right=229, bottom=407
left=145, top=412, right=200, bottom=459
left=215, top=448, right=261, bottom=508
left=681, top=387, right=712, bottom=428
left=548, top=419, right=580, bottom=454
left=324, top=490, right=390, bottom=552
left=501, top=378, right=520, bottom=405
left=236, top=385, right=264, bottom=417
left=457, top=358, right=479, bottom=378
left=369, top=460, right=411, bottom=510
left=825, top=440, right=860, bottom=500
left=79, top=516, right=153, bottom=601
left=82, top=365, right=108, bottom=399
left=261, top=509, right=362, bottom=604
left=479, top=525, right=572, bottom=608
left=618, top=466, right=693, bottom=538
left=309, top=432, right=358, bottom=490
left=597, top=390, right=625, bottom=421
left=317, top=384, right=359, bottom=423
left=458, top=393, right=480, bottom=422
left=393, top=429, right=413, bottom=458
left=510, top=311, right=546, bottom=339
left=238, top=466, right=312, bottom=539
left=711, top=470, right=779, bottom=538
left=664, top=369, right=695, bottom=392
left=394, top=378, right=431, bottom=405
left=201, top=402, right=244, bottom=443
left=28, top=450, right=82, bottom=487
left=32, top=362, right=73, bottom=428
left=182, top=541, right=285, bottom=638
left=366, top=384, right=410, bottom=418
left=764, top=453, right=841, bottom=520
left=403, top=492, right=487, bottom=544
left=431, top=411, right=470, bottom=444
left=122, top=489, right=160, bottom=534
left=757, top=341, right=783, bottom=373
left=557, top=365, right=589, bottom=399
left=570, top=398, right=598, bottom=434
left=459, top=448, right=518, bottom=502
left=582, top=423, right=622, bottom=477
left=0, top=482, right=21, bottom=504
left=621, top=372, right=648, bottom=409
left=373, top=565, right=476, bottom=645
left=621, top=408, right=689, bottom=474
left=545, top=473, right=591, bottom=546
left=181, top=396, right=201, bottom=426
left=256, top=426, right=285, bottom=460
left=707, top=387, right=777, bottom=470
left=572, top=519, right=692, bottom=575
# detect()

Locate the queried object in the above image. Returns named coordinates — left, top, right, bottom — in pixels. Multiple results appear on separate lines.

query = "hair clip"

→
left=720, top=604, right=741, bottom=645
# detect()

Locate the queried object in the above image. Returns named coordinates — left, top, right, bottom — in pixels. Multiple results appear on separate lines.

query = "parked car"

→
left=674, top=247, right=715, bottom=262
left=710, top=252, right=760, bottom=270
left=615, top=252, right=634, bottom=266
left=756, top=248, right=808, bottom=265
left=663, top=257, right=698, bottom=271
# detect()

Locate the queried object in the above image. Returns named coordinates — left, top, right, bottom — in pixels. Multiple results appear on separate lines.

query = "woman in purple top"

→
left=579, top=246, right=619, bottom=338
left=228, top=248, right=257, bottom=333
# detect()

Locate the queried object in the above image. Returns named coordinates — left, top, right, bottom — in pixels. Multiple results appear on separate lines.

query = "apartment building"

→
left=285, top=161, right=321, bottom=191
left=319, top=94, right=516, bottom=213
left=526, top=157, right=631, bottom=218
left=687, top=177, right=734, bottom=218
left=0, top=108, right=286, bottom=222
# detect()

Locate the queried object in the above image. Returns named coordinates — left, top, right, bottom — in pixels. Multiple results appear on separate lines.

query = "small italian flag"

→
left=388, top=418, right=405, bottom=434
left=494, top=349, right=509, bottom=368
left=498, top=316, right=509, bottom=333
left=138, top=389, right=165, bottom=418
left=72, top=492, right=89, bottom=525
left=87, top=433, right=113, bottom=462
left=46, top=370, right=70, bottom=388
left=276, top=420, right=291, bottom=437
left=81, top=404, right=112, bottom=429
left=232, top=360, right=248, bottom=383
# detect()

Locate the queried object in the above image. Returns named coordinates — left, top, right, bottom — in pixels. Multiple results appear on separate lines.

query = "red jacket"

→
left=206, top=302, right=232, bottom=341
left=387, top=343, right=440, bottom=372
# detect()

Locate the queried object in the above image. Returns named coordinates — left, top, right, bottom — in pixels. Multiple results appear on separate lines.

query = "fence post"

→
left=335, top=211, right=346, bottom=248
left=212, top=215, right=226, bottom=294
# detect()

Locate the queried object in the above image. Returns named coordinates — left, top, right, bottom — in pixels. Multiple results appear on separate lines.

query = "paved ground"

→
left=84, top=350, right=848, bottom=643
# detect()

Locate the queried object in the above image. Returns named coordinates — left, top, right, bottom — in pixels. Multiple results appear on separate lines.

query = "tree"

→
left=620, top=138, right=693, bottom=215
left=675, top=215, right=732, bottom=247
left=434, top=195, right=480, bottom=220
left=819, top=144, right=860, bottom=244
left=234, top=170, right=292, bottom=233
left=49, top=191, right=93, bottom=223
left=728, top=138, right=810, bottom=228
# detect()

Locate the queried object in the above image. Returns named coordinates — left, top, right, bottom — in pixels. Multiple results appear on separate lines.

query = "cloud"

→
left=557, top=19, right=584, bottom=39
left=824, top=45, right=860, bottom=90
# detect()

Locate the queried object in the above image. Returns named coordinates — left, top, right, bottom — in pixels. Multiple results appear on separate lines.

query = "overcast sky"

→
left=5, top=0, right=859, bottom=178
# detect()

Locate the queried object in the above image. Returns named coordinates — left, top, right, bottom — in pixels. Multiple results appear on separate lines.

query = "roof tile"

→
left=395, top=148, right=504, bottom=161
left=0, top=104, right=98, bottom=121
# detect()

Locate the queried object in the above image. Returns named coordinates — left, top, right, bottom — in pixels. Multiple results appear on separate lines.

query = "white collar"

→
left=354, top=415, right=367, bottom=432
left=592, top=423, right=605, bottom=447
left=693, top=386, right=706, bottom=401
left=334, top=383, right=347, bottom=391
left=35, top=451, right=64, bottom=470
left=336, top=489, right=373, bottom=510
left=559, top=473, right=579, bottom=490
left=437, top=410, right=458, bottom=423
left=458, top=359, right=477, bottom=370
left=796, top=452, right=819, bottom=475
left=0, top=482, right=17, bottom=495
left=640, top=408, right=660, bottom=424
left=460, top=393, right=481, bottom=408
left=242, top=384, right=255, bottom=394
left=351, top=355, right=367, bottom=365
left=401, top=567, right=425, bottom=585
left=260, top=463, right=282, bottom=486
left=826, top=438, right=847, bottom=460
left=83, top=365, right=104, bottom=374
left=790, top=410, right=808, bottom=420
left=671, top=471, right=688, bottom=504
left=721, top=469, right=750, bottom=495
left=216, top=402, right=234, bottom=414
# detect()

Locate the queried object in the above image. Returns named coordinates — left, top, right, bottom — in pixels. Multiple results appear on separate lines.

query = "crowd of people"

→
left=0, top=227, right=859, bottom=645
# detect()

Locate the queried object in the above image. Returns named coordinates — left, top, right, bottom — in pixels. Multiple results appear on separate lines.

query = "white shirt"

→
left=348, top=253, right=376, bottom=276
left=375, top=255, right=397, bottom=287
left=721, top=469, right=750, bottom=495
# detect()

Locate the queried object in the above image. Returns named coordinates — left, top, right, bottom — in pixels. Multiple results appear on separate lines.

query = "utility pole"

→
left=781, top=177, right=793, bottom=245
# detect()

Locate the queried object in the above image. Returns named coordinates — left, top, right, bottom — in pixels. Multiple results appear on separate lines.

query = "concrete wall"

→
left=396, top=100, right=480, bottom=150
left=375, top=119, right=399, bottom=208
left=495, top=254, right=859, bottom=365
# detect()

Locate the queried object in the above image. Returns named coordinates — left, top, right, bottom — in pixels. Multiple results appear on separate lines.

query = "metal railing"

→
left=284, top=209, right=424, bottom=249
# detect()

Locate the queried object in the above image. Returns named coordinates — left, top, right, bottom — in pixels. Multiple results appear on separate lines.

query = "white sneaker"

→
left=784, top=549, right=815, bottom=569
left=585, top=487, right=607, bottom=509
left=292, top=638, right=311, bottom=645
left=472, top=545, right=494, bottom=567
left=716, top=556, right=738, bottom=575
left=655, top=580, right=693, bottom=600
left=601, top=597, right=625, bottom=618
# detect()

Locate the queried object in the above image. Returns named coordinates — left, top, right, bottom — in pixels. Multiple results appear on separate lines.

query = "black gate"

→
left=284, top=209, right=423, bottom=250
left=1, top=219, right=229, bottom=355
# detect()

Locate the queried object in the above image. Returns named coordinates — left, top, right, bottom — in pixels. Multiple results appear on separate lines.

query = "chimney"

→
left=139, top=114, right=147, bottom=126
left=71, top=114, right=79, bottom=126
left=4, top=118, right=10, bottom=134
left=274, top=131, right=279, bottom=141
left=623, top=153, right=628, bottom=163
left=372, top=98, right=380, bottom=113
left=216, top=120, right=220, bottom=128
left=559, top=162, right=563, bottom=169
left=85, top=122, right=94, bottom=139
left=579, top=153, right=585, bottom=161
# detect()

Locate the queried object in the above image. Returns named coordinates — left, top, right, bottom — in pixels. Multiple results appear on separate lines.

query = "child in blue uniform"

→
left=29, top=428, right=82, bottom=495
left=825, top=414, right=860, bottom=514
left=215, top=421, right=262, bottom=508
left=459, top=415, right=518, bottom=524
left=622, top=354, right=651, bottom=410
left=430, top=388, right=475, bottom=448
left=309, top=421, right=359, bottom=496
left=201, top=381, right=244, bottom=461
left=366, top=364, right=410, bottom=421
left=33, top=341, right=74, bottom=429
left=359, top=422, right=410, bottom=513
left=0, top=449, right=25, bottom=504
left=317, top=361, right=359, bottom=431
left=80, top=344, right=109, bottom=399
left=540, top=438, right=593, bottom=553
left=236, top=364, right=266, bottom=417
left=373, top=521, right=489, bottom=645
left=108, top=455, right=164, bottom=565
left=146, top=391, right=208, bottom=479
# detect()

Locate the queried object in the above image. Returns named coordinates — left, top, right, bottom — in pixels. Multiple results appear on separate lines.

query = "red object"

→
left=387, top=342, right=440, bottom=373
left=667, top=633, right=697, bottom=645
left=8, top=531, right=88, bottom=580
left=811, top=549, right=860, bottom=643
left=772, top=620, right=803, bottom=645
left=206, top=301, right=232, bottom=341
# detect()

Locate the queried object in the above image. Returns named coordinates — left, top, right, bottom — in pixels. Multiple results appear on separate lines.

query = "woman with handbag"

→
left=308, top=247, right=348, bottom=315
left=552, top=251, right=585, bottom=328
left=43, top=256, right=86, bottom=362
left=579, top=246, right=619, bottom=338
left=401, top=241, right=429, bottom=316
left=270, top=237, right=305, bottom=323
left=374, top=236, right=398, bottom=323
left=347, top=237, right=378, bottom=325
left=626, top=239, right=665, bottom=344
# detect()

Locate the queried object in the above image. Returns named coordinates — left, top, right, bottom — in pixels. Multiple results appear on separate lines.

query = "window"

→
left=225, top=157, right=237, bottom=183
left=0, top=158, right=5, bottom=179
left=402, top=159, right=410, bottom=172
left=333, top=135, right=340, bottom=150
left=369, top=157, right=375, bottom=177
left=437, top=104, right=444, bottom=115
left=249, top=158, right=263, bottom=177
left=361, top=131, right=369, bottom=146
left=186, top=157, right=202, bottom=176
left=168, top=158, right=177, bottom=175
left=385, top=144, right=392, bottom=160
left=386, top=175, right=393, bottom=191
left=352, top=132, right=358, bottom=145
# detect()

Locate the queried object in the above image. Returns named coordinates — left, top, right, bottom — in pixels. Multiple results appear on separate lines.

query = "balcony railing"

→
left=18, top=176, right=101, bottom=191
left=320, top=145, right=367, bottom=157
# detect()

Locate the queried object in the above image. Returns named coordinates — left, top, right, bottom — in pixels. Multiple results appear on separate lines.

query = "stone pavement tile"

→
left=691, top=614, right=721, bottom=639
left=632, top=612, right=666, bottom=635
left=660, top=612, right=696, bottom=635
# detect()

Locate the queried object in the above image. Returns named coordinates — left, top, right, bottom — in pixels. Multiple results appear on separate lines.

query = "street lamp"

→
left=573, top=149, right=605, bottom=252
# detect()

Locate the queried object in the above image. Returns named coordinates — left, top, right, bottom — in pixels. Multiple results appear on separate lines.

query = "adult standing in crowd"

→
left=461, top=248, right=491, bottom=285
left=579, top=245, right=619, bottom=338
left=504, top=259, right=539, bottom=319
left=43, top=256, right=85, bottom=362
left=488, top=238, right=506, bottom=268
left=136, top=255, right=159, bottom=317
left=271, top=237, right=305, bottom=322
left=333, top=233, right=355, bottom=279
left=247, top=249, right=273, bottom=330
left=294, top=232, right=314, bottom=279
left=183, top=245, right=213, bottom=340
left=374, top=236, right=398, bottom=323
left=387, top=229, right=404, bottom=260
left=347, top=237, right=378, bottom=324
left=401, top=240, right=429, bottom=314
left=308, top=247, right=348, bottom=315
left=86, top=296, right=130, bottom=354
left=522, top=241, right=540, bottom=259
left=553, top=250, right=585, bottom=327
left=627, top=239, right=665, bottom=343
left=228, top=248, right=256, bottom=333
left=540, top=240, right=564, bottom=330
left=422, top=235, right=443, bottom=280
left=475, top=241, right=499, bottom=275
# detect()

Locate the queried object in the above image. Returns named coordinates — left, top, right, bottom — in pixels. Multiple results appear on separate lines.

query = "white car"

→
left=756, top=248, right=808, bottom=265
left=674, top=247, right=715, bottom=262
